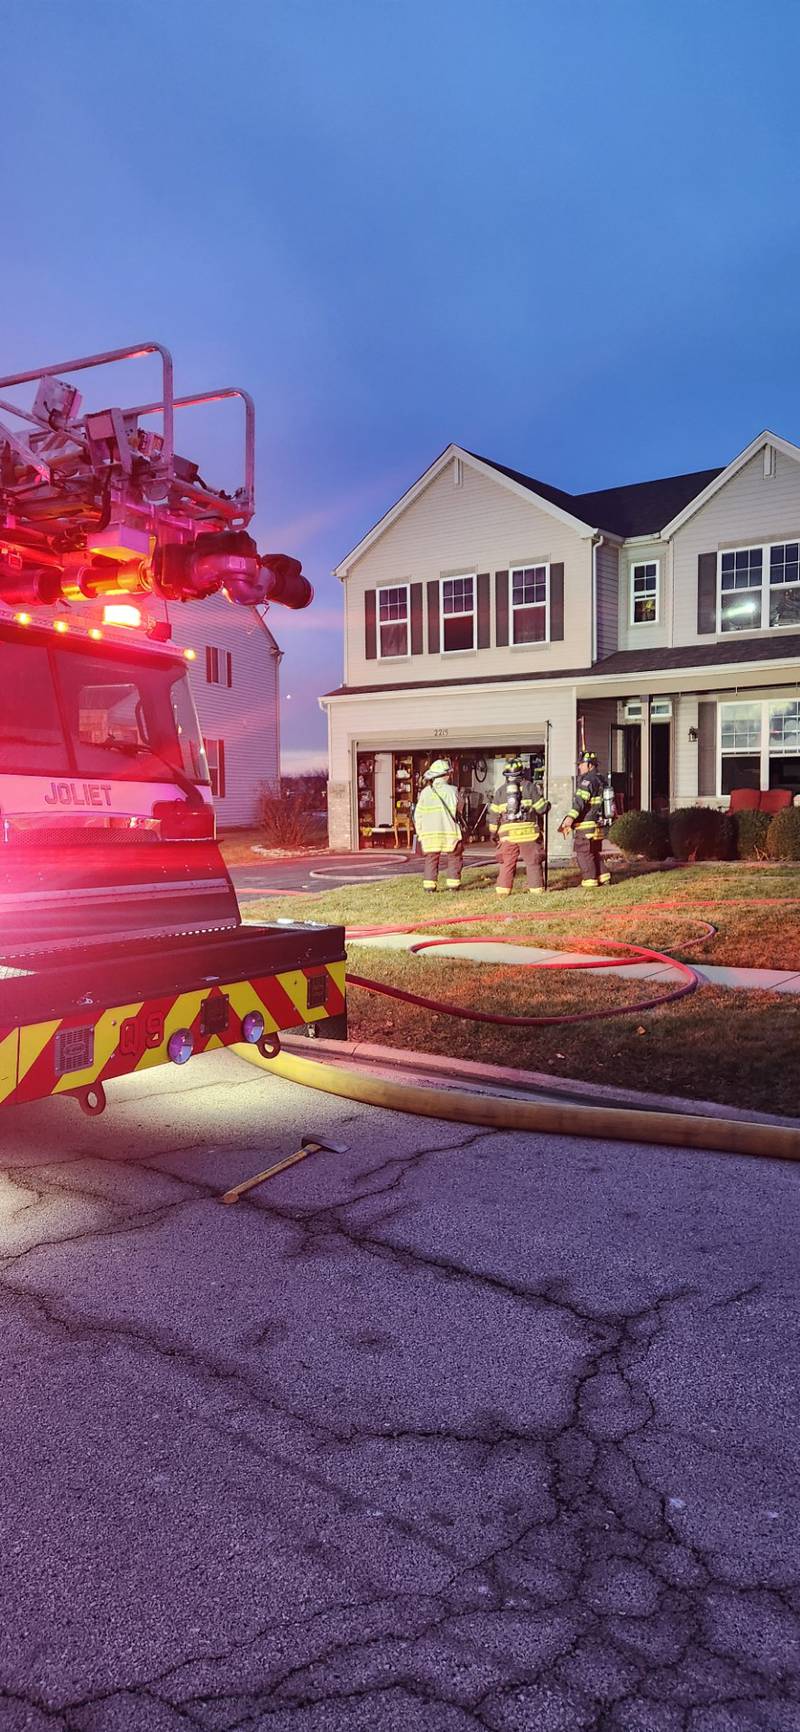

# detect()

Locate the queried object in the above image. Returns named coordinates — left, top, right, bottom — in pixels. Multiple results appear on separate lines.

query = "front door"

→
left=610, top=723, right=641, bottom=812
left=650, top=723, right=671, bottom=813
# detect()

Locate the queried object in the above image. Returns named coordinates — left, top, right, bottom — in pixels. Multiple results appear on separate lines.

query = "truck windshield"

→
left=0, top=637, right=211, bottom=784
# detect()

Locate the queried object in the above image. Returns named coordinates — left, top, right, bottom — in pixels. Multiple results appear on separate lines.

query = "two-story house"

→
left=321, top=433, right=800, bottom=851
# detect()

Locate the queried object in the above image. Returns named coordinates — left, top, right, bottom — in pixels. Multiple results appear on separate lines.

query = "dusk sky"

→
left=3, top=0, right=799, bottom=768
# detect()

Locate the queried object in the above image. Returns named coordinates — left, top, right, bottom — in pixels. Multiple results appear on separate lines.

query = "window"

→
left=511, top=565, right=548, bottom=644
left=205, top=646, right=233, bottom=687
left=719, top=700, right=761, bottom=794
left=719, top=548, right=763, bottom=633
left=204, top=737, right=226, bottom=799
left=377, top=586, right=409, bottom=658
left=0, top=635, right=210, bottom=784
left=718, top=542, right=800, bottom=633
left=719, top=697, right=800, bottom=795
left=441, top=575, right=475, bottom=652
left=631, top=561, right=659, bottom=625
left=769, top=543, right=800, bottom=628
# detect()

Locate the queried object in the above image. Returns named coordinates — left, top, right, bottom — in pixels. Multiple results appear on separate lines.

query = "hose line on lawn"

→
left=233, top=1044, right=800, bottom=1164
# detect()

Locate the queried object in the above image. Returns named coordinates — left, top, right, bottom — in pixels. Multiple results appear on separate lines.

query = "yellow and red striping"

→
left=0, top=961, right=346, bottom=1106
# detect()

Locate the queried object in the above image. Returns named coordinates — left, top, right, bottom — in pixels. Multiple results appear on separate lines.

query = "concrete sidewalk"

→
left=354, top=931, right=800, bottom=993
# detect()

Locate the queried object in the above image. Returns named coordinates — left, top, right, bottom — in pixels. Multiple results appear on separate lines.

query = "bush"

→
left=765, top=806, right=800, bottom=861
left=608, top=809, right=670, bottom=860
left=731, top=809, right=772, bottom=861
left=668, top=805, right=733, bottom=862
left=257, top=788, right=315, bottom=848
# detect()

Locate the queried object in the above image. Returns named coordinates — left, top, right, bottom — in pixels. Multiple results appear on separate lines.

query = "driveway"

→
left=229, top=848, right=495, bottom=900
left=0, top=1052, right=796, bottom=1730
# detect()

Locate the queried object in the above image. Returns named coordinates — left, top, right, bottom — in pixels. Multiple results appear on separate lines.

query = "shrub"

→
left=765, top=806, right=800, bottom=861
left=668, top=805, right=733, bottom=862
left=731, top=808, right=772, bottom=861
left=257, top=788, right=315, bottom=849
left=608, top=809, right=670, bottom=860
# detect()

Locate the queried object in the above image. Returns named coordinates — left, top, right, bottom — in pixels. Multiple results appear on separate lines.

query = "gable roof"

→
left=334, top=431, right=800, bottom=575
left=469, top=452, right=723, bottom=538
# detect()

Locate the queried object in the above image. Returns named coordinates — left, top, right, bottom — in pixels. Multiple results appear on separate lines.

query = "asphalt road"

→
left=0, top=1052, right=797, bottom=1731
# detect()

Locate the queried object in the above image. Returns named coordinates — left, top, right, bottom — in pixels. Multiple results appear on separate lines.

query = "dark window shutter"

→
left=495, top=570, right=509, bottom=646
left=697, top=553, right=717, bottom=635
left=205, top=646, right=213, bottom=683
left=218, top=739, right=227, bottom=800
left=365, top=589, right=377, bottom=660
left=549, top=563, right=564, bottom=641
left=427, top=580, right=440, bottom=654
left=226, top=651, right=233, bottom=688
left=410, top=582, right=423, bottom=654
left=476, top=573, right=490, bottom=649
left=697, top=702, right=717, bottom=795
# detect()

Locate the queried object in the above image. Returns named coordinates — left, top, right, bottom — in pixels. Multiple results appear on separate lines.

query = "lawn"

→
left=246, top=862, right=800, bottom=1116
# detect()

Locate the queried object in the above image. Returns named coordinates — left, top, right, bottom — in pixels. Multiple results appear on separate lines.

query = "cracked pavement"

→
left=0, top=1052, right=796, bottom=1732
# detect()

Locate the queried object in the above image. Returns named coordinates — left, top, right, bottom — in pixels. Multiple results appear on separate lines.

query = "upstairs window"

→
left=769, top=543, right=800, bottom=628
left=631, top=560, right=659, bottom=625
left=718, top=542, right=800, bottom=632
left=441, top=575, right=475, bottom=652
left=377, top=586, right=409, bottom=658
left=206, top=646, right=233, bottom=687
left=511, top=565, right=548, bottom=643
left=719, top=548, right=763, bottom=633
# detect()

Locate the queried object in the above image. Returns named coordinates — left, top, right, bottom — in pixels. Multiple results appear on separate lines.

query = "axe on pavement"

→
left=219, top=1134, right=350, bottom=1205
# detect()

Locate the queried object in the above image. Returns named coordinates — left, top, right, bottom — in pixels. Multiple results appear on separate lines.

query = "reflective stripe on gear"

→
left=496, top=886, right=512, bottom=896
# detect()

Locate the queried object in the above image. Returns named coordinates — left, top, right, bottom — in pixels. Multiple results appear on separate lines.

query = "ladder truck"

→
left=0, top=342, right=345, bottom=1114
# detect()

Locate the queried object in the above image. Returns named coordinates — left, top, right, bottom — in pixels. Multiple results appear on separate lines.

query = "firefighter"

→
left=560, top=749, right=611, bottom=887
left=413, top=759, right=463, bottom=891
left=488, top=756, right=551, bottom=895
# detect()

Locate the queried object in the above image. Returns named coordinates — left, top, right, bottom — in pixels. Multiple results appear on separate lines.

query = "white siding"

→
left=595, top=540, right=620, bottom=660
left=672, top=448, right=800, bottom=646
left=343, top=456, right=593, bottom=686
left=165, top=597, right=281, bottom=827
left=617, top=538, right=671, bottom=652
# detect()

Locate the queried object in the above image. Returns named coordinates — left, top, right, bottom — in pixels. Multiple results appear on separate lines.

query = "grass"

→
left=247, top=859, right=800, bottom=970
left=244, top=861, right=800, bottom=1116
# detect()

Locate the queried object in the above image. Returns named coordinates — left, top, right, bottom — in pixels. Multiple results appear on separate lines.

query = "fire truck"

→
left=0, top=342, right=345, bottom=1113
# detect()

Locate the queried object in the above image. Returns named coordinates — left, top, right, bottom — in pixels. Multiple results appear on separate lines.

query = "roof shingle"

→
left=469, top=451, right=724, bottom=537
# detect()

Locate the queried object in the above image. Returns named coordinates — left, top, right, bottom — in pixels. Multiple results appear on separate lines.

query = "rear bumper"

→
left=0, top=923, right=346, bottom=1108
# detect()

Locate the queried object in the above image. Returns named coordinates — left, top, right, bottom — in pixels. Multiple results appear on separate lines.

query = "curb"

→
left=281, top=1032, right=800, bottom=1131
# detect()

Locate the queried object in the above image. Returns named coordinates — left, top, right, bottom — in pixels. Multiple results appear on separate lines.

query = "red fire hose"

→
left=342, top=897, right=799, bottom=1028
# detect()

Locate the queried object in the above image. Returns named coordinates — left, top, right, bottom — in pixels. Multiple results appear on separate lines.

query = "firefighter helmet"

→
left=504, top=756, right=524, bottom=777
left=578, top=749, right=598, bottom=768
left=423, top=758, right=452, bottom=780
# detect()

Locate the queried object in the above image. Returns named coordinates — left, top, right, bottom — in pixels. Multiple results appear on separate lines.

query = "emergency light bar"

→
left=0, top=343, right=314, bottom=616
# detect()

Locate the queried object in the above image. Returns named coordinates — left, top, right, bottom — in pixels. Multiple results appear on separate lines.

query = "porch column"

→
left=639, top=697, right=651, bottom=811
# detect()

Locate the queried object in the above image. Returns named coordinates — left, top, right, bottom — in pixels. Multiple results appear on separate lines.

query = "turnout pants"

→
left=422, top=843, right=463, bottom=889
left=496, top=838, right=545, bottom=892
left=574, top=831, right=604, bottom=885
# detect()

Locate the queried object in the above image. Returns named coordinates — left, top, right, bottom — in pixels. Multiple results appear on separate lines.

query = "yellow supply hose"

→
left=233, top=1045, right=800, bottom=1164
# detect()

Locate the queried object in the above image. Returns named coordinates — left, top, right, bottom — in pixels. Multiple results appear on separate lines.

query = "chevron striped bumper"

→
left=0, top=959, right=346, bottom=1109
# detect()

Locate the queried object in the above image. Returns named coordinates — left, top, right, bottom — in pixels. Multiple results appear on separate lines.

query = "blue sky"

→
left=3, top=0, right=799, bottom=767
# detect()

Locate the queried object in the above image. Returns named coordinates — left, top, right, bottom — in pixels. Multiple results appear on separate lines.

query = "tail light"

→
left=152, top=799, right=215, bottom=841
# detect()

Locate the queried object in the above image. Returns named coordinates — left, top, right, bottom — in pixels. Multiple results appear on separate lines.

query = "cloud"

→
left=281, top=746, right=328, bottom=774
